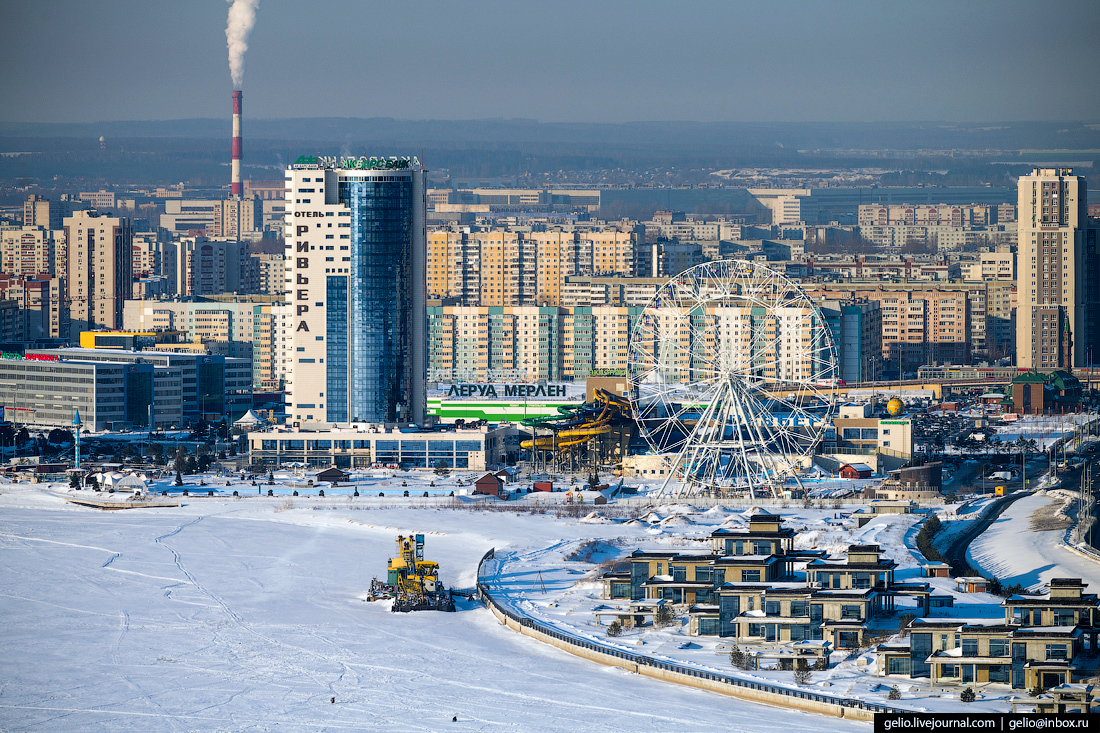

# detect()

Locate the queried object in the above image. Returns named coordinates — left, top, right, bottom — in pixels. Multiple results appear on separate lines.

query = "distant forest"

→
left=1, top=119, right=1097, bottom=189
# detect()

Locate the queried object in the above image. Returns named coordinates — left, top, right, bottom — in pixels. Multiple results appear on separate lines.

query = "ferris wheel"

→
left=627, top=260, right=839, bottom=498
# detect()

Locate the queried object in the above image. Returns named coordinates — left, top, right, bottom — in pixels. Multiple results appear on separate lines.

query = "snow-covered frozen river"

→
left=0, top=486, right=861, bottom=732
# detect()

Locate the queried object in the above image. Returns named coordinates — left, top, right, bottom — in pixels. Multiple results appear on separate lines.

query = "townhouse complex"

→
left=601, top=512, right=1100, bottom=691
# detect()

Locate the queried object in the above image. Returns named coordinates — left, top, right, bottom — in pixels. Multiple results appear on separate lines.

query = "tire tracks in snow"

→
left=109, top=608, right=188, bottom=733
left=155, top=517, right=356, bottom=695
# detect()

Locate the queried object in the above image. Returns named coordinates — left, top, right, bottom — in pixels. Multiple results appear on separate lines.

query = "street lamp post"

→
left=72, top=409, right=84, bottom=472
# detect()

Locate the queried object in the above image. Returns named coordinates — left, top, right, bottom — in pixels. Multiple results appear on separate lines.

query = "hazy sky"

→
left=2, top=0, right=1098, bottom=124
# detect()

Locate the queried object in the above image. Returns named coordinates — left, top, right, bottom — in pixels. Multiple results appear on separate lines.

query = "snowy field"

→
left=966, top=491, right=1100, bottom=590
left=0, top=482, right=864, bottom=733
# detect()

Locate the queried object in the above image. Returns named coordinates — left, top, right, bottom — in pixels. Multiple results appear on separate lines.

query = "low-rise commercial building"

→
left=28, top=347, right=251, bottom=423
left=0, top=354, right=152, bottom=431
left=246, top=423, right=514, bottom=469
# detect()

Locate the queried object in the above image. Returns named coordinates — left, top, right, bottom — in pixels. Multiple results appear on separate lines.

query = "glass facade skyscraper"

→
left=284, top=158, right=427, bottom=427
left=339, top=176, right=412, bottom=423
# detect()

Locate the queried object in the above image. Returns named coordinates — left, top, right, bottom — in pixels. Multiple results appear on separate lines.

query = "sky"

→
left=1, top=0, right=1098, bottom=124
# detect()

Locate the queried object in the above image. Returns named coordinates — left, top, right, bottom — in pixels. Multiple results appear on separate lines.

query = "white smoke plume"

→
left=226, top=0, right=261, bottom=89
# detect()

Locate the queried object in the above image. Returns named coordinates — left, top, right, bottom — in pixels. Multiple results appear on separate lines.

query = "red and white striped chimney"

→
left=231, top=90, right=243, bottom=197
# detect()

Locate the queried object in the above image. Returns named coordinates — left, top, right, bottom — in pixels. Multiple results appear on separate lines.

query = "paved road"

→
left=943, top=457, right=1048, bottom=497
left=943, top=450, right=1100, bottom=576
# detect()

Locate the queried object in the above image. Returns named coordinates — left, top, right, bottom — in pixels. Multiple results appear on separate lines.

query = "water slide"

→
left=519, top=389, right=629, bottom=452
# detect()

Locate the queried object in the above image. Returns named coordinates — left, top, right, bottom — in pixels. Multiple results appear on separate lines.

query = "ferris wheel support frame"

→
left=630, top=260, right=838, bottom=500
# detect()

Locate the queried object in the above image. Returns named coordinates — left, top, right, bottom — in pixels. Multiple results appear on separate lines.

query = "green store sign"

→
left=292, top=155, right=419, bottom=170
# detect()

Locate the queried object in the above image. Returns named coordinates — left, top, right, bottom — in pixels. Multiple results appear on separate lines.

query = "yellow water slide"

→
left=520, top=389, right=627, bottom=452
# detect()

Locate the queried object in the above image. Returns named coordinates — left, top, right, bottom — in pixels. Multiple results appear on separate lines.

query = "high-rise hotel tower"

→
left=1016, top=168, right=1099, bottom=370
left=282, top=156, right=427, bottom=427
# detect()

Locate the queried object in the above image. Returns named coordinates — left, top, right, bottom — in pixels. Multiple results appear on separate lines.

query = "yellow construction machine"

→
left=370, top=534, right=456, bottom=612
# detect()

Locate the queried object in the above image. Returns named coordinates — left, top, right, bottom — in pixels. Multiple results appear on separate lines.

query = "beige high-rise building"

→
left=23, top=195, right=87, bottom=231
left=131, top=233, right=166, bottom=279
left=123, top=295, right=280, bottom=389
left=1016, top=168, right=1089, bottom=369
left=802, top=284, right=971, bottom=376
left=477, top=228, right=525, bottom=306
left=0, top=226, right=65, bottom=278
left=170, top=238, right=242, bottom=296
left=426, top=305, right=561, bottom=382
left=590, top=305, right=634, bottom=372
left=245, top=253, right=285, bottom=296
left=64, top=210, right=133, bottom=340
left=426, top=224, right=635, bottom=307
left=0, top=274, right=66, bottom=339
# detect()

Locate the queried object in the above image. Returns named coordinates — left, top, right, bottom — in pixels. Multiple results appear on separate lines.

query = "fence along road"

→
left=475, top=548, right=908, bottom=722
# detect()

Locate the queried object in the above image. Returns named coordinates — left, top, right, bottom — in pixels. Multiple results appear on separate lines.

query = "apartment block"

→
left=427, top=305, right=562, bottom=382
left=0, top=274, right=65, bottom=339
left=169, top=238, right=243, bottom=296
left=964, top=249, right=1016, bottom=281
left=426, top=224, right=636, bottom=307
left=560, top=276, right=663, bottom=308
left=818, top=298, right=883, bottom=383
left=23, top=195, right=87, bottom=230
left=123, top=295, right=279, bottom=390
left=0, top=225, right=66, bottom=278
left=859, top=224, right=1013, bottom=251
left=803, top=283, right=977, bottom=375
left=131, top=233, right=167, bottom=280
left=858, top=203, right=1006, bottom=227
left=427, top=303, right=645, bottom=382
left=1016, top=168, right=1098, bottom=369
left=64, top=210, right=133, bottom=341
left=641, top=211, right=737, bottom=242
left=160, top=197, right=259, bottom=240
left=808, top=256, right=961, bottom=281
left=243, top=252, right=285, bottom=296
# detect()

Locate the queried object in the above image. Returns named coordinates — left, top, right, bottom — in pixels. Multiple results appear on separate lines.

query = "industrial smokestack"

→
left=232, top=90, right=242, bottom=197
